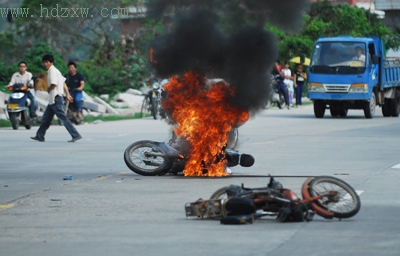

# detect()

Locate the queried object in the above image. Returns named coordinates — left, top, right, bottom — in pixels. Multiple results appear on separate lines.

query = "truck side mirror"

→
left=372, top=55, right=379, bottom=65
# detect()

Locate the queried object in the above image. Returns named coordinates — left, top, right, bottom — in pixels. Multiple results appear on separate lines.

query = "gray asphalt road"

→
left=1, top=105, right=400, bottom=256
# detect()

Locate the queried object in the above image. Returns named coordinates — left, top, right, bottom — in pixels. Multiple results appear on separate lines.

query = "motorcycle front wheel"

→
left=308, top=176, right=361, bottom=219
left=9, top=112, right=20, bottom=130
left=152, top=97, right=159, bottom=120
left=124, top=140, right=171, bottom=176
left=277, top=92, right=286, bottom=109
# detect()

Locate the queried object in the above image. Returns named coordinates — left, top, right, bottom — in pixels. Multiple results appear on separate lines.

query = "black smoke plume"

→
left=147, top=0, right=310, bottom=113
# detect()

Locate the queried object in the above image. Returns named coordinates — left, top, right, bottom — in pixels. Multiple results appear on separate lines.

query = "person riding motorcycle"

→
left=6, top=61, right=37, bottom=118
left=272, top=61, right=289, bottom=107
left=64, top=61, right=85, bottom=122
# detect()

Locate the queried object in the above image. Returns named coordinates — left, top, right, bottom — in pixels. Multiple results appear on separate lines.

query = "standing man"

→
left=65, top=61, right=85, bottom=122
left=7, top=61, right=37, bottom=118
left=31, top=54, right=82, bottom=142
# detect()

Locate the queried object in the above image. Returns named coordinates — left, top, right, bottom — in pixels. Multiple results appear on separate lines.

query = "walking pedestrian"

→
left=30, top=54, right=82, bottom=142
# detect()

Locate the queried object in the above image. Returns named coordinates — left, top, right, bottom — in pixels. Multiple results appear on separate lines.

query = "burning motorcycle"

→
left=185, top=176, right=361, bottom=224
left=123, top=128, right=253, bottom=176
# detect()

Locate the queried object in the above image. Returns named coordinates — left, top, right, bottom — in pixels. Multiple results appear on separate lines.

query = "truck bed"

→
left=383, top=58, right=400, bottom=89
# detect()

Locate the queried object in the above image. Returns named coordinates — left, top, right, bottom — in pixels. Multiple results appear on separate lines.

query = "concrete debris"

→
left=93, top=96, right=120, bottom=115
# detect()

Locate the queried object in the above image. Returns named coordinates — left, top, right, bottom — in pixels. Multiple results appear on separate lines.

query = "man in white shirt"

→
left=352, top=46, right=366, bottom=62
left=7, top=61, right=37, bottom=118
left=31, top=54, right=82, bottom=142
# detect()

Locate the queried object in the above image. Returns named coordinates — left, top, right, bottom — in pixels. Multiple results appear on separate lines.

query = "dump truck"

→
left=307, top=36, right=400, bottom=118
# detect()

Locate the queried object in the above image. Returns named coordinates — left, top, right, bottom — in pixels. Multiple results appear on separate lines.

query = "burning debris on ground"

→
left=145, top=0, right=310, bottom=177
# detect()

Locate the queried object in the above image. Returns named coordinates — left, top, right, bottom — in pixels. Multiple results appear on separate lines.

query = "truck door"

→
left=368, top=43, right=378, bottom=87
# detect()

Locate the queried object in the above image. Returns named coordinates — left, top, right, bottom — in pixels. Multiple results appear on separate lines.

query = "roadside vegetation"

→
left=1, top=0, right=399, bottom=102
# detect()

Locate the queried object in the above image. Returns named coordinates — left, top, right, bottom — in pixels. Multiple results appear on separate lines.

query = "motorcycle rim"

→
left=308, top=176, right=361, bottom=219
left=124, top=141, right=171, bottom=176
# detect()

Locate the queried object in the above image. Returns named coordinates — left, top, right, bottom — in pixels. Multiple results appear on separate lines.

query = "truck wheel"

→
left=382, top=99, right=391, bottom=117
left=314, top=100, right=325, bottom=118
left=363, top=93, right=376, bottom=119
left=390, top=91, right=400, bottom=117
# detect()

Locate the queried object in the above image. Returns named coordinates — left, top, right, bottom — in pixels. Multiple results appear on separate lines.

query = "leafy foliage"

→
left=23, top=42, right=67, bottom=75
left=268, top=0, right=400, bottom=63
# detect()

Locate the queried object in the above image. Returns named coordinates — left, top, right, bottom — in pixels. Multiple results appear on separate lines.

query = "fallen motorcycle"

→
left=185, top=176, right=361, bottom=224
left=123, top=128, right=253, bottom=176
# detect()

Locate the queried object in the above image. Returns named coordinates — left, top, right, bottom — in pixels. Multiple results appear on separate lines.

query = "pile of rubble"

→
left=0, top=88, right=147, bottom=120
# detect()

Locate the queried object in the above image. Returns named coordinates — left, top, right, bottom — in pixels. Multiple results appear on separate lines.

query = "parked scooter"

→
left=264, top=75, right=288, bottom=109
left=5, top=77, right=37, bottom=130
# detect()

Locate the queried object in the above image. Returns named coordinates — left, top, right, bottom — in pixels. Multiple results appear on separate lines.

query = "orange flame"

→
left=150, top=48, right=158, bottom=64
left=161, top=72, right=249, bottom=177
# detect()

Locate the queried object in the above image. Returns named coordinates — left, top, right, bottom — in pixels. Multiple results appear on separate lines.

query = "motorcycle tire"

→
left=210, top=186, right=229, bottom=200
left=308, top=176, right=361, bottom=219
left=124, top=140, right=171, bottom=176
left=277, top=92, right=286, bottom=109
left=152, top=98, right=159, bottom=120
left=9, top=112, right=19, bottom=130
left=210, top=185, right=243, bottom=200
left=141, top=96, right=151, bottom=118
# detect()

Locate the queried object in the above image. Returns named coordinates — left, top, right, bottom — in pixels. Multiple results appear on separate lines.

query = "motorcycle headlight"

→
left=349, top=83, right=368, bottom=93
left=309, top=82, right=325, bottom=92
left=152, top=83, right=160, bottom=90
left=11, top=92, right=25, bottom=99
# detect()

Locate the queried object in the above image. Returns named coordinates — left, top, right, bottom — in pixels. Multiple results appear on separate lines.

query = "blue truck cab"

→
left=307, top=36, right=400, bottom=118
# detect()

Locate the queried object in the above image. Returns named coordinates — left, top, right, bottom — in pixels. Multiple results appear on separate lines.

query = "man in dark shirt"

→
left=64, top=61, right=85, bottom=121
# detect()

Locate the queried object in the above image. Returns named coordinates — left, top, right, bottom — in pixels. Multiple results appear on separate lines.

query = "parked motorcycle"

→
left=185, top=176, right=361, bottom=223
left=123, top=128, right=253, bottom=176
left=265, top=75, right=288, bottom=109
left=5, top=78, right=37, bottom=130
left=143, top=79, right=168, bottom=120
left=60, top=89, right=84, bottom=125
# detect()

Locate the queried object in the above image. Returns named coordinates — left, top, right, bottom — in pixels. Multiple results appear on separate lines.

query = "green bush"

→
left=23, top=42, right=67, bottom=75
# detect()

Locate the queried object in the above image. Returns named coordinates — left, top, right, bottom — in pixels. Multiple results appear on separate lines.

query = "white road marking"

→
left=391, top=164, right=400, bottom=169
left=356, top=190, right=363, bottom=196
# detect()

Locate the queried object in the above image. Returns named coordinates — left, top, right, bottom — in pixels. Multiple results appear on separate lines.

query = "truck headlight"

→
left=309, top=82, right=325, bottom=92
left=349, top=83, right=368, bottom=93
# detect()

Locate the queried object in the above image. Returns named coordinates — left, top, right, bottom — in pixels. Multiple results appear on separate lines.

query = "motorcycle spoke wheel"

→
left=210, top=187, right=229, bottom=200
left=141, top=97, right=151, bottom=118
left=124, top=141, right=170, bottom=176
left=308, top=176, right=361, bottom=219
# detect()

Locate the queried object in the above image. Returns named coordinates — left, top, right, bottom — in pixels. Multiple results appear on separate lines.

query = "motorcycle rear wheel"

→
left=308, top=176, right=361, bottom=219
left=124, top=140, right=171, bottom=176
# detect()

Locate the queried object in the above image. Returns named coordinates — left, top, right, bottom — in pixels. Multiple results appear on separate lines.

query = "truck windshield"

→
left=309, top=42, right=367, bottom=74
